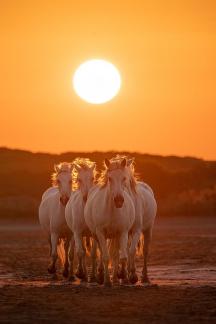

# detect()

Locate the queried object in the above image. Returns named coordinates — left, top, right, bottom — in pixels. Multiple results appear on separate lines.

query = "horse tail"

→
left=57, top=239, right=65, bottom=266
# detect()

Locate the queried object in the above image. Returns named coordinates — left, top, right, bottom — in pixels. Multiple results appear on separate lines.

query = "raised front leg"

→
left=141, top=228, right=152, bottom=284
left=128, top=230, right=141, bottom=284
left=48, top=232, right=59, bottom=274
left=96, top=228, right=111, bottom=287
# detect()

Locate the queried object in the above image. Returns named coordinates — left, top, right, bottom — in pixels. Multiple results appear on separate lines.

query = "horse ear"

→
left=121, top=158, right=127, bottom=168
left=104, top=158, right=110, bottom=168
left=54, top=164, right=60, bottom=173
left=74, top=164, right=81, bottom=172
left=127, top=158, right=134, bottom=167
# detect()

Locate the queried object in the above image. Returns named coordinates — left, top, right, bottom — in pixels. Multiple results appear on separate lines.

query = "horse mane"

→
left=72, top=158, right=97, bottom=190
left=99, top=155, right=139, bottom=193
left=51, top=162, right=72, bottom=186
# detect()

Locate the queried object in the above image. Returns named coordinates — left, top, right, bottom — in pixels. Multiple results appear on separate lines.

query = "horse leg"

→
left=97, top=246, right=104, bottom=285
left=48, top=235, right=51, bottom=256
left=141, top=228, right=152, bottom=284
left=118, top=231, right=129, bottom=284
left=82, top=249, right=88, bottom=282
left=89, top=238, right=97, bottom=282
left=128, top=230, right=141, bottom=284
left=112, top=242, right=120, bottom=285
left=96, top=228, right=111, bottom=287
left=62, top=237, right=70, bottom=278
left=68, top=235, right=76, bottom=281
left=74, top=232, right=86, bottom=279
left=48, top=232, right=58, bottom=274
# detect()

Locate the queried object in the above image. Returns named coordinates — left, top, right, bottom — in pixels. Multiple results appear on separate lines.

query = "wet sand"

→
left=0, top=216, right=216, bottom=323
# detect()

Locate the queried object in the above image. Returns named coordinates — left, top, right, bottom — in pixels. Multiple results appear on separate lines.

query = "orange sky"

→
left=0, top=0, right=215, bottom=159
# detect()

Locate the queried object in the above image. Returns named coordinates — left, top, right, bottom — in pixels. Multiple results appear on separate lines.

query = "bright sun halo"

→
left=73, top=59, right=121, bottom=104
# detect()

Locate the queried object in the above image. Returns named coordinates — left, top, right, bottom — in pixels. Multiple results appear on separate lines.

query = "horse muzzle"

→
left=114, top=195, right=124, bottom=208
left=60, top=196, right=69, bottom=206
left=83, top=194, right=88, bottom=203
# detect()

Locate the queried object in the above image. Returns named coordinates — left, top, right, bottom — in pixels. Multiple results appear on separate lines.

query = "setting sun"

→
left=73, top=59, right=121, bottom=104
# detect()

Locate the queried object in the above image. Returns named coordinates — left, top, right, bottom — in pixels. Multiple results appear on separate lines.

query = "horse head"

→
left=104, top=157, right=129, bottom=208
left=73, top=158, right=96, bottom=203
left=54, top=163, right=72, bottom=205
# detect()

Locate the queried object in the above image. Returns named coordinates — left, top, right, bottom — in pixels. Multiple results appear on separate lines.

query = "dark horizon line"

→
left=0, top=145, right=214, bottom=162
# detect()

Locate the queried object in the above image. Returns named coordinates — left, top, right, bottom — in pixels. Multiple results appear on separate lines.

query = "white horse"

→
left=39, top=162, right=73, bottom=277
left=116, top=155, right=157, bottom=284
left=84, top=158, right=135, bottom=286
left=65, top=158, right=96, bottom=281
left=138, top=180, right=157, bottom=283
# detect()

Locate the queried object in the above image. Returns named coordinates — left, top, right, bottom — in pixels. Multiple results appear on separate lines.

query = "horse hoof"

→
left=68, top=275, right=76, bottom=282
left=117, top=269, right=124, bottom=279
left=48, top=266, right=56, bottom=274
left=96, top=274, right=104, bottom=285
left=89, top=276, right=97, bottom=283
left=63, top=268, right=69, bottom=278
left=122, top=277, right=129, bottom=285
left=51, top=273, right=58, bottom=280
left=104, top=280, right=112, bottom=288
left=129, top=272, right=138, bottom=284
left=141, top=276, right=150, bottom=284
left=81, top=275, right=88, bottom=282
left=112, top=278, right=120, bottom=285
left=75, top=269, right=85, bottom=279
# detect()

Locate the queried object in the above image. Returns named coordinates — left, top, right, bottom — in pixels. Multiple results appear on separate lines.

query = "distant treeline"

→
left=0, top=147, right=216, bottom=219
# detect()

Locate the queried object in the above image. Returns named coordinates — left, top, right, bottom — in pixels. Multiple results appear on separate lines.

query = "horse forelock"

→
left=99, top=155, right=138, bottom=192
left=73, top=157, right=95, bottom=170
left=51, top=162, right=72, bottom=186
left=72, top=157, right=97, bottom=190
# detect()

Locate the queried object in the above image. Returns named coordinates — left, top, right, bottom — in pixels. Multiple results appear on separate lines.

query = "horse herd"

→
left=39, top=155, right=157, bottom=287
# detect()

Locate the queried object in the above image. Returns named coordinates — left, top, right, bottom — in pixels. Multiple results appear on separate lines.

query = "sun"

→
left=73, top=59, right=121, bottom=104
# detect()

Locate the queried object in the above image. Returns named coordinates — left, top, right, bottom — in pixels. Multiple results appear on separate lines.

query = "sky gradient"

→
left=0, top=0, right=215, bottom=159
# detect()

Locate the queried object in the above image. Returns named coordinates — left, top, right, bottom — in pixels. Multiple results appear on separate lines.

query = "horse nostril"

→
left=114, top=195, right=124, bottom=202
left=60, top=196, right=69, bottom=205
left=114, top=195, right=124, bottom=208
left=83, top=194, right=88, bottom=202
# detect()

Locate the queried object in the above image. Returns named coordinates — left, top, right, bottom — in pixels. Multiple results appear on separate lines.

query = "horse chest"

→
left=103, top=215, right=123, bottom=237
left=50, top=208, right=69, bottom=235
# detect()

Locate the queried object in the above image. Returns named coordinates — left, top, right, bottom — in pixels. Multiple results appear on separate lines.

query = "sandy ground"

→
left=0, top=216, right=216, bottom=323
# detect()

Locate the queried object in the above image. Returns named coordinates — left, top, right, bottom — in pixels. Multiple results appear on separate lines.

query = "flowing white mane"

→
left=51, top=162, right=72, bottom=186
left=72, top=158, right=97, bottom=190
left=99, top=155, right=138, bottom=192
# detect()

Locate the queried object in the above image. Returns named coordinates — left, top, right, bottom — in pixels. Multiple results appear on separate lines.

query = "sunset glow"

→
left=0, top=1, right=215, bottom=159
